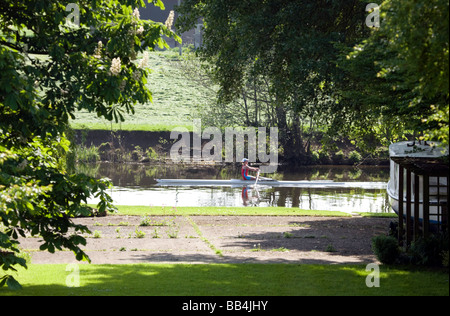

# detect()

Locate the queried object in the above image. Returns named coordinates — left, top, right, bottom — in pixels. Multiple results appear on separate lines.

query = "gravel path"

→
left=21, top=215, right=393, bottom=265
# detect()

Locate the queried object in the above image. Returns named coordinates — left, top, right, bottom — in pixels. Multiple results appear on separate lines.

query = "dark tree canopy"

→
left=176, top=0, right=449, bottom=150
left=0, top=0, right=179, bottom=289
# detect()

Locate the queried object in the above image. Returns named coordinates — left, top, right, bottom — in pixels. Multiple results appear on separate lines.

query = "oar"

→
left=254, top=170, right=260, bottom=188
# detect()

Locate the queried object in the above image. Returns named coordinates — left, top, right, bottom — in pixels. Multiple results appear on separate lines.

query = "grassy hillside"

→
left=70, top=49, right=215, bottom=131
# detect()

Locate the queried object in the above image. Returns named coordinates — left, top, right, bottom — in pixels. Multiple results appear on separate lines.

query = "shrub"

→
left=146, top=147, right=159, bottom=161
left=408, top=234, right=449, bottom=267
left=131, top=150, right=140, bottom=161
left=348, top=150, right=362, bottom=164
left=310, top=151, right=320, bottom=164
left=442, top=251, right=449, bottom=267
left=75, top=145, right=100, bottom=163
left=318, top=149, right=331, bottom=164
left=372, top=235, right=400, bottom=264
left=333, top=150, right=345, bottom=164
left=98, top=142, right=112, bottom=161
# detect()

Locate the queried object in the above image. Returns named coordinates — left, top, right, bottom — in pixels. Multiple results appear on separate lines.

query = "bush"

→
left=146, top=147, right=159, bottom=161
left=310, top=151, right=320, bottom=164
left=372, top=235, right=400, bottom=264
left=348, top=150, right=362, bottom=164
left=442, top=250, right=449, bottom=267
left=98, top=142, right=112, bottom=161
left=408, top=234, right=449, bottom=267
left=75, top=145, right=100, bottom=163
left=332, top=150, right=345, bottom=164
left=318, top=149, right=331, bottom=164
left=131, top=150, right=140, bottom=161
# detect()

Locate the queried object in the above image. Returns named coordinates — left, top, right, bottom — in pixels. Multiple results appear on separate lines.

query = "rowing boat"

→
left=387, top=141, right=448, bottom=224
left=155, top=178, right=387, bottom=189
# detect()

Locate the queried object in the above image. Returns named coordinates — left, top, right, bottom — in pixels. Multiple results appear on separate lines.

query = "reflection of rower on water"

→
left=242, top=186, right=250, bottom=205
left=241, top=186, right=260, bottom=206
left=241, top=158, right=260, bottom=180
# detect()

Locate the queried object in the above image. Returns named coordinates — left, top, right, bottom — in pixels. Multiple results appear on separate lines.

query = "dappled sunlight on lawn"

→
left=2, top=264, right=448, bottom=296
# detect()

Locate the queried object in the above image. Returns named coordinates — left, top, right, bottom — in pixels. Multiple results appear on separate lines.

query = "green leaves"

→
left=338, top=0, right=449, bottom=146
left=151, top=0, right=165, bottom=10
left=1, top=0, right=174, bottom=289
left=177, top=0, right=448, bottom=150
left=0, top=275, right=22, bottom=291
left=176, top=0, right=371, bottom=161
left=178, top=0, right=363, bottom=105
left=0, top=250, right=27, bottom=290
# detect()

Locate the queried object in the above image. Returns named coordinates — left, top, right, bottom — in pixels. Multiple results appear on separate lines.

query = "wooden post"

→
left=398, top=165, right=404, bottom=246
left=406, top=168, right=412, bottom=246
left=445, top=176, right=449, bottom=232
left=423, top=175, right=430, bottom=238
left=414, top=173, right=420, bottom=240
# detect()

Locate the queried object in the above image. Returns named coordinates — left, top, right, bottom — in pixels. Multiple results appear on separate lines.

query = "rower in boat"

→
left=241, top=158, right=260, bottom=180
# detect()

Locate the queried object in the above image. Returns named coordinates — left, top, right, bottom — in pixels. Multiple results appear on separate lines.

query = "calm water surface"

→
left=83, top=163, right=391, bottom=214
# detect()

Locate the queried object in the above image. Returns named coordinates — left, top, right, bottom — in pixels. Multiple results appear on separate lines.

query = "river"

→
left=81, top=163, right=392, bottom=214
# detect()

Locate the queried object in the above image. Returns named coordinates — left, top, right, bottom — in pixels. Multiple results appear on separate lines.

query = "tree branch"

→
left=0, top=40, right=49, bottom=55
left=0, top=40, right=21, bottom=51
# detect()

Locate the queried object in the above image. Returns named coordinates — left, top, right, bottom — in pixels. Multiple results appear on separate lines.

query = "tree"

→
left=175, top=0, right=369, bottom=163
left=0, top=0, right=179, bottom=289
left=176, top=0, right=448, bottom=157
left=337, top=0, right=449, bottom=147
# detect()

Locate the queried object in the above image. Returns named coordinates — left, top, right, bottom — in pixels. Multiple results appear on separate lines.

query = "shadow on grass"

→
left=1, top=263, right=448, bottom=296
left=124, top=251, right=376, bottom=265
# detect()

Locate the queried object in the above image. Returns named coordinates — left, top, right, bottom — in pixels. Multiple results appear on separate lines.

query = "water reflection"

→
left=242, top=186, right=260, bottom=207
left=82, top=163, right=391, bottom=214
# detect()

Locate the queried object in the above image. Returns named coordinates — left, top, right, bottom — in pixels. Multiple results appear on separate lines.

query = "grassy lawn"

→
left=1, top=264, right=448, bottom=296
left=0, top=206, right=443, bottom=296
left=70, top=49, right=213, bottom=132
left=110, top=205, right=355, bottom=217
left=107, top=205, right=397, bottom=218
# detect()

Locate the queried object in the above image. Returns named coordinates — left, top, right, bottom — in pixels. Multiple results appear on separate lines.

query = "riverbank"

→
left=71, top=129, right=390, bottom=166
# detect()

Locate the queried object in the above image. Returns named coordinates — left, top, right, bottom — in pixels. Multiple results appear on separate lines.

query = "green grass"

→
left=1, top=264, right=448, bottom=296
left=108, top=205, right=353, bottom=217
left=358, top=212, right=398, bottom=218
left=1, top=206, right=445, bottom=296
left=70, top=49, right=213, bottom=132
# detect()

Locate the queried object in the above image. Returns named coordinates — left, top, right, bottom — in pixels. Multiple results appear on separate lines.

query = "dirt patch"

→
left=22, top=215, right=393, bottom=265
